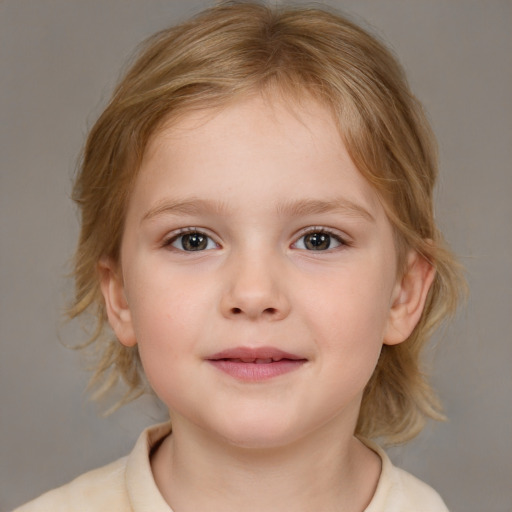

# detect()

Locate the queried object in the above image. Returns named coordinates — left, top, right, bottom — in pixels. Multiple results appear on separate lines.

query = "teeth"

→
left=255, top=358, right=273, bottom=364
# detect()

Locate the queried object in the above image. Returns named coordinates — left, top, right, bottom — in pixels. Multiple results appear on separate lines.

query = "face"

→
left=102, top=94, right=431, bottom=449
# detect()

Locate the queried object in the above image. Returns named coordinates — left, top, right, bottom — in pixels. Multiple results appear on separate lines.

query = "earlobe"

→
left=384, top=250, right=436, bottom=346
left=98, top=258, right=137, bottom=347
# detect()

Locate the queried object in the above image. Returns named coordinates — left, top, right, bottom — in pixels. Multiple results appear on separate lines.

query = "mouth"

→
left=207, top=347, right=307, bottom=381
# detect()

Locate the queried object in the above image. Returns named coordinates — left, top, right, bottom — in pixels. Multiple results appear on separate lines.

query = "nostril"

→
left=230, top=307, right=277, bottom=316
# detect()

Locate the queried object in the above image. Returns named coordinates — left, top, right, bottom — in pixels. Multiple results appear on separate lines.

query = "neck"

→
left=151, top=415, right=381, bottom=512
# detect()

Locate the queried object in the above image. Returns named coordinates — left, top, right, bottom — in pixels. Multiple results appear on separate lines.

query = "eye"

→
left=293, top=230, right=345, bottom=251
left=167, top=230, right=218, bottom=251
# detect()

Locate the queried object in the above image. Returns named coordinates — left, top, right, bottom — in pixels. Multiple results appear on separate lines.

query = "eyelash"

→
left=162, top=227, right=350, bottom=252
left=292, top=227, right=349, bottom=252
left=162, top=228, right=219, bottom=252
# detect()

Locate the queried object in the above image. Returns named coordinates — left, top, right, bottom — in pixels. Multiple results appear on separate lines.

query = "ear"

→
left=384, top=250, right=435, bottom=346
left=98, top=258, right=137, bottom=347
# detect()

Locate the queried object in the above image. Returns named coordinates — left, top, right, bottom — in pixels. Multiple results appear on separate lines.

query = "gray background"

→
left=1, top=1, right=511, bottom=511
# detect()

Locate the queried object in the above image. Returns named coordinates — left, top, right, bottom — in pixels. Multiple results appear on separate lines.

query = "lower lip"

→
left=208, top=359, right=306, bottom=381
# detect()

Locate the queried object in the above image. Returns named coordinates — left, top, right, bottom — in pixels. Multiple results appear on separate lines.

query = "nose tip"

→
left=224, top=293, right=289, bottom=321
left=220, top=258, right=291, bottom=321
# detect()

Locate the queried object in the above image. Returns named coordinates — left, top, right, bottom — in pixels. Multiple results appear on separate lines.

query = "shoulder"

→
left=389, top=465, right=449, bottom=511
left=12, top=422, right=173, bottom=512
left=12, top=456, right=130, bottom=512
left=364, top=441, right=449, bottom=512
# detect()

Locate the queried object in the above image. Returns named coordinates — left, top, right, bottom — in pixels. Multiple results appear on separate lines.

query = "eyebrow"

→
left=275, top=198, right=375, bottom=222
left=142, top=196, right=375, bottom=223
left=142, top=197, right=230, bottom=222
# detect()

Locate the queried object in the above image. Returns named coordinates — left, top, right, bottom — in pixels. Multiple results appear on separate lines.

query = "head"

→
left=70, top=1, right=463, bottom=444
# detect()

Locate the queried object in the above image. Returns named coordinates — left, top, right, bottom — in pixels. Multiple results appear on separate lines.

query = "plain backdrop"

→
left=1, top=1, right=511, bottom=511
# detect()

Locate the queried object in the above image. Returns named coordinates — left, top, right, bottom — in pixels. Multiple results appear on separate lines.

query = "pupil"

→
left=305, top=233, right=330, bottom=250
left=182, top=233, right=207, bottom=251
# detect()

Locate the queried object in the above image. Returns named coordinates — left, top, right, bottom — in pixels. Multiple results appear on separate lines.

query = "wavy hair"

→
left=69, top=1, right=464, bottom=443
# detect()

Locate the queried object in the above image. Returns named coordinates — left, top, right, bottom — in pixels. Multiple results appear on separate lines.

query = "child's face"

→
left=103, top=94, right=413, bottom=448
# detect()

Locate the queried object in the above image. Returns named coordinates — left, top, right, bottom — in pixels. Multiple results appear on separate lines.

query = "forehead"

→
left=131, top=94, right=383, bottom=220
left=144, top=90, right=343, bottom=164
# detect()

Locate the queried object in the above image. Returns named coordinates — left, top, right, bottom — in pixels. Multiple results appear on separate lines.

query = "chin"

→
left=212, top=416, right=309, bottom=451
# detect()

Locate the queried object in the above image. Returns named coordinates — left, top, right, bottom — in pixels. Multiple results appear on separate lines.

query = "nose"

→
left=220, top=250, right=291, bottom=321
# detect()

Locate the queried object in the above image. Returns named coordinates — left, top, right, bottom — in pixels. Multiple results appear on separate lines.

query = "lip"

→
left=207, top=346, right=307, bottom=382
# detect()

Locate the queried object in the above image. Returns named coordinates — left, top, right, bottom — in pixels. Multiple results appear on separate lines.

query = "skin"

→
left=100, top=94, right=434, bottom=512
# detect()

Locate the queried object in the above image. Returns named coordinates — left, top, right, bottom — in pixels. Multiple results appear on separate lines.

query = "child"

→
left=15, top=2, right=463, bottom=511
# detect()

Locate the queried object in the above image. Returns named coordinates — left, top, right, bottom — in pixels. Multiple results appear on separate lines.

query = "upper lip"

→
left=207, top=346, right=306, bottom=362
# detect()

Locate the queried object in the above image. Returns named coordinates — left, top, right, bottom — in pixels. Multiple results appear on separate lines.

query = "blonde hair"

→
left=70, top=1, right=464, bottom=443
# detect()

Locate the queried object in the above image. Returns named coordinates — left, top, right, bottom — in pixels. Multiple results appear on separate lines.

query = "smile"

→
left=207, top=347, right=307, bottom=381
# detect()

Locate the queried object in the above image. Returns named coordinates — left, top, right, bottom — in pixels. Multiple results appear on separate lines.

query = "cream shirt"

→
left=14, top=423, right=449, bottom=512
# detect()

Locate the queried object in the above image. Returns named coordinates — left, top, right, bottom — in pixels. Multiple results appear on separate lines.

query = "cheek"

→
left=124, top=260, right=229, bottom=389
left=122, top=271, right=202, bottom=385
left=126, top=259, right=215, bottom=334
left=303, top=271, right=393, bottom=338
left=131, top=300, right=198, bottom=410
left=297, top=261, right=394, bottom=371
